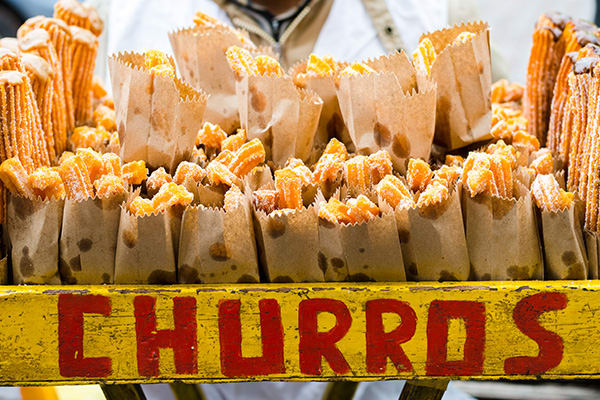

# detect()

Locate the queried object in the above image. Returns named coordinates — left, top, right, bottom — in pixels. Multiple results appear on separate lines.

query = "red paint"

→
left=58, top=294, right=112, bottom=377
left=218, top=299, right=285, bottom=377
left=426, top=300, right=485, bottom=375
left=504, top=292, right=567, bottom=375
left=299, top=298, right=352, bottom=375
left=366, top=299, right=417, bottom=374
left=134, top=296, right=197, bottom=376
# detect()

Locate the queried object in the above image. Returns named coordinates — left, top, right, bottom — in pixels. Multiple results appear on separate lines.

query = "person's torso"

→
left=215, top=0, right=448, bottom=67
left=105, top=0, right=448, bottom=70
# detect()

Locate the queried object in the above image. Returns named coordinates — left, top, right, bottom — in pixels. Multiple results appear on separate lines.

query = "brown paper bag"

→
left=252, top=191, right=323, bottom=282
left=109, top=52, right=207, bottom=172
left=0, top=257, right=7, bottom=284
left=7, top=194, right=63, bottom=284
left=178, top=186, right=259, bottom=284
left=314, top=189, right=348, bottom=281
left=514, top=165, right=536, bottom=189
left=539, top=201, right=587, bottom=280
left=114, top=201, right=183, bottom=284
left=317, top=218, right=347, bottom=281
left=190, top=184, right=226, bottom=207
left=59, top=193, right=126, bottom=284
left=383, top=187, right=469, bottom=281
left=585, top=232, right=600, bottom=279
left=243, top=165, right=274, bottom=192
left=420, top=21, right=492, bottom=149
left=315, top=190, right=405, bottom=282
left=237, top=74, right=323, bottom=167
left=340, top=213, right=405, bottom=282
left=290, top=61, right=351, bottom=154
left=336, top=51, right=436, bottom=173
left=463, top=184, right=543, bottom=280
left=169, top=26, right=253, bottom=133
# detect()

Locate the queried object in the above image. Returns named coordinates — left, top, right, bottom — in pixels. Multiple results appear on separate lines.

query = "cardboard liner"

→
left=7, top=194, right=63, bottom=284
left=289, top=60, right=351, bottom=155
left=383, top=187, right=469, bottom=281
left=114, top=203, right=184, bottom=284
left=421, top=21, right=492, bottom=150
left=178, top=191, right=260, bottom=284
left=253, top=205, right=323, bottom=283
left=109, top=51, right=208, bottom=172
left=169, top=25, right=250, bottom=133
left=237, top=74, right=323, bottom=167
left=59, top=193, right=126, bottom=284
left=336, top=51, right=436, bottom=173
left=463, top=187, right=543, bottom=280
left=540, top=201, right=588, bottom=280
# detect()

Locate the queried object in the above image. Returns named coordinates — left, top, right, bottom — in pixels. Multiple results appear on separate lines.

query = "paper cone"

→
left=169, top=25, right=250, bottom=133
left=59, top=193, right=126, bottom=284
left=336, top=51, right=436, bottom=172
left=114, top=202, right=183, bottom=284
left=585, top=231, right=600, bottom=279
left=317, top=217, right=347, bottom=282
left=237, top=74, right=323, bottom=167
left=314, top=189, right=405, bottom=282
left=290, top=60, right=351, bottom=154
left=540, top=201, right=587, bottom=280
left=0, top=256, right=7, bottom=284
left=340, top=212, right=405, bottom=282
left=384, top=187, right=469, bottom=281
left=420, top=21, right=492, bottom=149
left=243, top=165, right=274, bottom=192
left=253, top=203, right=323, bottom=282
left=6, top=194, right=63, bottom=284
left=178, top=186, right=259, bottom=284
left=109, top=52, right=207, bottom=172
left=463, top=185, right=543, bottom=280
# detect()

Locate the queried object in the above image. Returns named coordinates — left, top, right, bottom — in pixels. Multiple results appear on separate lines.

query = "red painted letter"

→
left=219, top=299, right=285, bottom=376
left=366, top=299, right=417, bottom=373
left=299, top=298, right=352, bottom=375
left=134, top=296, right=197, bottom=376
left=58, top=294, right=112, bottom=377
left=504, top=292, right=567, bottom=375
left=426, top=300, right=485, bottom=375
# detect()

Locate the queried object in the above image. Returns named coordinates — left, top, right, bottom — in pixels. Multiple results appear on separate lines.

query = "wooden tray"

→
left=0, top=280, right=593, bottom=386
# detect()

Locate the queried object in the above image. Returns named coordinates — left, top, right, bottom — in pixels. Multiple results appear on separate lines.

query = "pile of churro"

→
left=523, top=13, right=600, bottom=232
left=0, top=0, right=111, bottom=214
left=4, top=4, right=599, bottom=284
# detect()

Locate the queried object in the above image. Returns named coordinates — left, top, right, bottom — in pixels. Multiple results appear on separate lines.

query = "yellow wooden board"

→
left=0, top=281, right=598, bottom=385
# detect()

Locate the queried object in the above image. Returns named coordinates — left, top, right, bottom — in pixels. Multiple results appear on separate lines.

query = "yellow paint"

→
left=0, top=281, right=598, bottom=385
left=446, top=318, right=466, bottom=362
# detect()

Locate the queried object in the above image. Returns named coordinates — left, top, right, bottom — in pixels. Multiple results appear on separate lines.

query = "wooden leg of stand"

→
left=170, top=383, right=206, bottom=400
left=101, top=384, right=146, bottom=400
left=399, top=380, right=448, bottom=400
left=321, top=382, right=359, bottom=400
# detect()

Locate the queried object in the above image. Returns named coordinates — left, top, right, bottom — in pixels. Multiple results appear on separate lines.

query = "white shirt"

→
left=95, top=0, right=448, bottom=81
